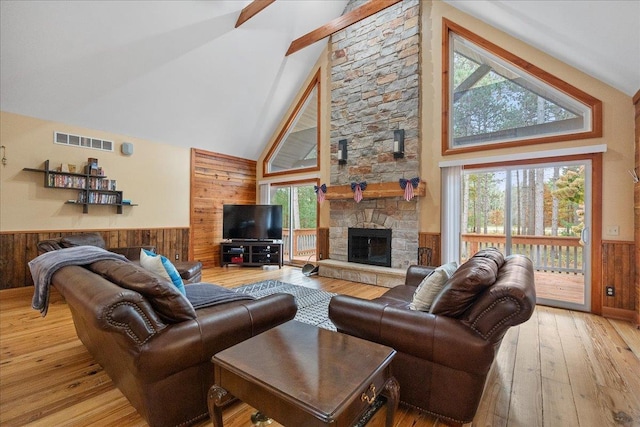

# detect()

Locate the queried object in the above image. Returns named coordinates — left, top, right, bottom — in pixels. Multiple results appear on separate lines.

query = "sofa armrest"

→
left=329, top=295, right=494, bottom=374
left=405, top=265, right=436, bottom=287
left=462, top=255, right=536, bottom=342
left=52, top=266, right=168, bottom=345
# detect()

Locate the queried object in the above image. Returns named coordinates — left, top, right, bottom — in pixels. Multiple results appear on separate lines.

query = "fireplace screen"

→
left=348, top=228, right=392, bottom=267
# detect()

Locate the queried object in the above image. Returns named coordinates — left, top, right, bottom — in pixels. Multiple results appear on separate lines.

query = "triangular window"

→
left=443, top=19, right=602, bottom=155
left=264, top=71, right=320, bottom=176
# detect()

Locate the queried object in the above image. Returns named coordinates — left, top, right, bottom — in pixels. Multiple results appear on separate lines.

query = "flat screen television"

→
left=222, top=204, right=283, bottom=241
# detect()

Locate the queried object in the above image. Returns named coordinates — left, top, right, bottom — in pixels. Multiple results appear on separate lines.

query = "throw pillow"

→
left=139, top=248, right=186, bottom=295
left=88, top=259, right=195, bottom=323
left=409, top=261, right=458, bottom=311
left=429, top=253, right=501, bottom=318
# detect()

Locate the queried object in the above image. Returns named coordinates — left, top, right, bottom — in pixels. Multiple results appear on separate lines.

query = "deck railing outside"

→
left=462, top=233, right=583, bottom=274
left=282, top=229, right=317, bottom=260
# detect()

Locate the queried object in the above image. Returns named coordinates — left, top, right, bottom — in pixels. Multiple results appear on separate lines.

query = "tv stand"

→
left=220, top=241, right=282, bottom=268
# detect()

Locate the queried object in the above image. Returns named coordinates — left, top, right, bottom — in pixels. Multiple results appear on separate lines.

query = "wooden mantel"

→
left=323, top=181, right=426, bottom=200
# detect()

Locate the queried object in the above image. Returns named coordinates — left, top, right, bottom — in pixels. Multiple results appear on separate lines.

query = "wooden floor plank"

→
left=554, top=307, right=610, bottom=427
left=1, top=266, right=639, bottom=427
left=507, top=309, right=543, bottom=427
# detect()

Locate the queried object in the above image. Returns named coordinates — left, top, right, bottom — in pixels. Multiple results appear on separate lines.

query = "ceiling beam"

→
left=285, top=0, right=403, bottom=56
left=235, top=0, right=276, bottom=28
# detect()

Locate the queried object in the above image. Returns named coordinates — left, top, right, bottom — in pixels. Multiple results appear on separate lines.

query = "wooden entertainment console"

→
left=220, top=241, right=283, bottom=268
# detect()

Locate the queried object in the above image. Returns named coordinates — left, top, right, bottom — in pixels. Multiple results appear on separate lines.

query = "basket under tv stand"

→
left=220, top=240, right=283, bottom=268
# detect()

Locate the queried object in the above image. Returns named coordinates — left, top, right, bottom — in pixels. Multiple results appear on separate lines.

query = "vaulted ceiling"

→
left=1, top=1, right=638, bottom=161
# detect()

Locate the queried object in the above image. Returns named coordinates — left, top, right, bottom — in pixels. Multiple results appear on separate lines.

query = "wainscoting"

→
left=0, top=228, right=190, bottom=289
left=602, top=240, right=637, bottom=320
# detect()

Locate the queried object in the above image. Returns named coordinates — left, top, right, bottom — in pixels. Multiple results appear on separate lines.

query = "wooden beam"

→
left=285, top=0, right=403, bottom=56
left=323, top=180, right=425, bottom=200
left=235, top=0, right=275, bottom=28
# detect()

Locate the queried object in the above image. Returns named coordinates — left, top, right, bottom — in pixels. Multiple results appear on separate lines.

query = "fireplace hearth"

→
left=348, top=228, right=392, bottom=268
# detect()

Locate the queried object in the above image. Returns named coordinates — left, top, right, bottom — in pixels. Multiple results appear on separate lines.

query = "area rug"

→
left=233, top=280, right=337, bottom=331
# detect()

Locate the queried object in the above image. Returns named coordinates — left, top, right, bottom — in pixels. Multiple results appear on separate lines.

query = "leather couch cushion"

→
left=430, top=248, right=504, bottom=318
left=409, top=261, right=458, bottom=311
left=89, top=259, right=196, bottom=323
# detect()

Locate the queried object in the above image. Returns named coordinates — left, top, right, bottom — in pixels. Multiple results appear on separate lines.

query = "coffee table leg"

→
left=381, top=376, right=400, bottom=427
left=207, top=385, right=230, bottom=427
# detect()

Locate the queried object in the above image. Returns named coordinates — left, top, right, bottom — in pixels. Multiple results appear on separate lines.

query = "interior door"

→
left=462, top=160, right=591, bottom=311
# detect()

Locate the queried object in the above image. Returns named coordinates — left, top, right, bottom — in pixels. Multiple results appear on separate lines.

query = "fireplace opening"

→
left=348, top=228, right=392, bottom=267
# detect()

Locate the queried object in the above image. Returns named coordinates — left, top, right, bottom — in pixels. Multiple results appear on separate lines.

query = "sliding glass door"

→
left=462, top=160, right=591, bottom=311
left=269, top=183, right=317, bottom=265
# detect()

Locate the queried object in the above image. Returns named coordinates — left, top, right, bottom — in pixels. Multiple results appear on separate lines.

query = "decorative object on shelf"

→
left=314, top=183, right=327, bottom=203
left=393, top=129, right=405, bottom=159
left=338, top=139, right=348, bottom=165
left=121, top=142, right=134, bottom=156
left=399, top=177, right=420, bottom=201
left=351, top=181, right=367, bottom=203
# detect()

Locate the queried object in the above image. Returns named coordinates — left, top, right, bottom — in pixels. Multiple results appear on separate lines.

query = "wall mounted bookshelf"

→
left=23, top=160, right=137, bottom=214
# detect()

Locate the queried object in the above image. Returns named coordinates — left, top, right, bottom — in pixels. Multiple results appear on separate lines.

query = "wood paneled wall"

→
left=0, top=228, right=189, bottom=289
left=419, top=232, right=441, bottom=266
left=190, top=149, right=256, bottom=268
left=317, top=228, right=330, bottom=261
left=602, top=240, right=637, bottom=321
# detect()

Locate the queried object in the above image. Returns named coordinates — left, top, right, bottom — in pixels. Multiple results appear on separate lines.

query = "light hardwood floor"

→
left=1, top=266, right=639, bottom=427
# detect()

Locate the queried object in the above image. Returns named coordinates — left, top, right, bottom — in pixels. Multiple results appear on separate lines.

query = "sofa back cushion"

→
left=430, top=248, right=504, bottom=318
left=60, top=233, right=106, bottom=249
left=88, top=259, right=196, bottom=323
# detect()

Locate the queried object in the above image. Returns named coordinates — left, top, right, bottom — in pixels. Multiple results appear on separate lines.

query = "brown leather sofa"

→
left=37, top=239, right=297, bottom=427
left=328, top=248, right=536, bottom=426
left=37, top=232, right=203, bottom=283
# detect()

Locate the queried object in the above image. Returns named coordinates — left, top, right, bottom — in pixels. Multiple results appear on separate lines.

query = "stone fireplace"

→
left=348, top=228, right=392, bottom=267
left=325, top=0, right=421, bottom=273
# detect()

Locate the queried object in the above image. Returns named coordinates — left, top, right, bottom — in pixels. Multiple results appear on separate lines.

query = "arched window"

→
left=442, top=19, right=602, bottom=155
left=264, top=70, right=320, bottom=176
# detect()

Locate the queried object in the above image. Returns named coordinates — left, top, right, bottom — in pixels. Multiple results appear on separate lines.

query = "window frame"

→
left=442, top=18, right=603, bottom=156
left=263, top=70, right=321, bottom=177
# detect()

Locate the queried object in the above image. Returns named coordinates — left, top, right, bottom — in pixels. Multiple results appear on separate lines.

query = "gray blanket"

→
left=185, top=283, right=255, bottom=309
left=30, top=246, right=128, bottom=316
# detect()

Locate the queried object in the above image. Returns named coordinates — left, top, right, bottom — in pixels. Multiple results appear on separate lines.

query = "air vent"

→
left=54, top=132, right=114, bottom=152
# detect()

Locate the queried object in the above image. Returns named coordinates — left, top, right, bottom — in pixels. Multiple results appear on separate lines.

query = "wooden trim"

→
left=591, top=153, right=603, bottom=315
left=235, top=0, right=275, bottom=28
left=285, top=0, right=403, bottom=56
left=602, top=306, right=637, bottom=322
left=441, top=18, right=603, bottom=156
left=323, top=181, right=426, bottom=200
left=633, top=89, right=640, bottom=105
left=263, top=69, right=321, bottom=178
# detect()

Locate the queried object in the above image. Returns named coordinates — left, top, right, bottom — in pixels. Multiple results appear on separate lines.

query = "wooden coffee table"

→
left=207, top=321, right=399, bottom=427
